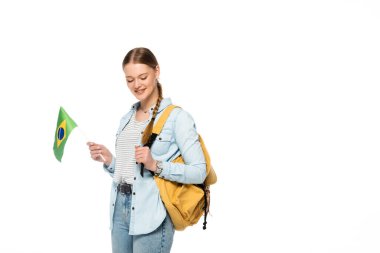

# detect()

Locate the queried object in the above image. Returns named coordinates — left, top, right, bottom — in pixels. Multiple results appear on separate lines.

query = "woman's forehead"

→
left=124, top=63, right=153, bottom=76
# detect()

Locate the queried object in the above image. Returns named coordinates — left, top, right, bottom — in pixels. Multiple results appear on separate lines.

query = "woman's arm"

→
left=157, top=109, right=206, bottom=184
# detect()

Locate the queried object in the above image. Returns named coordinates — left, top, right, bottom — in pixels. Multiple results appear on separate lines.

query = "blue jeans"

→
left=112, top=192, right=174, bottom=253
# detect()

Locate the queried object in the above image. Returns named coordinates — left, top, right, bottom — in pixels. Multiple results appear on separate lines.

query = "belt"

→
left=117, top=183, right=132, bottom=195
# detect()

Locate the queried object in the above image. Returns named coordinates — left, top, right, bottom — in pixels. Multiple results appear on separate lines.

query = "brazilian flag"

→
left=53, top=107, right=77, bottom=162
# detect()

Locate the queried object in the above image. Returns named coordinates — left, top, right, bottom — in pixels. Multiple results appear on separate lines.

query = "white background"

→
left=1, top=0, right=380, bottom=252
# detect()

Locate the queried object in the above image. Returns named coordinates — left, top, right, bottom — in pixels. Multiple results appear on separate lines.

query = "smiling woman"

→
left=87, top=47, right=207, bottom=253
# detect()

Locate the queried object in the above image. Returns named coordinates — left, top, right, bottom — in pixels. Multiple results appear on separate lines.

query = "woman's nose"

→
left=133, top=79, right=141, bottom=87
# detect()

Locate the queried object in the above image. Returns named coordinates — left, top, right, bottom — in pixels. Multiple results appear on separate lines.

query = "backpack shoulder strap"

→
left=141, top=105, right=180, bottom=177
left=152, top=105, right=180, bottom=134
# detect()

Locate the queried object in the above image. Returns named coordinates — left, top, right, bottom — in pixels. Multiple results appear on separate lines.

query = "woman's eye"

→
left=127, top=79, right=133, bottom=83
left=140, top=76, right=147, bottom=80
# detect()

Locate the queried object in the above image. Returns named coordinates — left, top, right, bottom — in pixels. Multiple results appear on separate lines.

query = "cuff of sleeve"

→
left=157, top=161, right=170, bottom=179
left=103, top=157, right=115, bottom=172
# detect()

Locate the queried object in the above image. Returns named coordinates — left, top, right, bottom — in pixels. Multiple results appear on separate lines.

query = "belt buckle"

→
left=118, top=183, right=131, bottom=195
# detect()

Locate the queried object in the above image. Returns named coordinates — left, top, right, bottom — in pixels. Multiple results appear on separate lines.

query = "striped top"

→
left=113, top=111, right=148, bottom=184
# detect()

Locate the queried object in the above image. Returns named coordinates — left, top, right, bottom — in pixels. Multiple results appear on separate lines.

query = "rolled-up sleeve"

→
left=158, top=110, right=206, bottom=184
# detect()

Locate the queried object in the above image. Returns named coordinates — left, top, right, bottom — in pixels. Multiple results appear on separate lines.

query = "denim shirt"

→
left=103, top=98, right=206, bottom=235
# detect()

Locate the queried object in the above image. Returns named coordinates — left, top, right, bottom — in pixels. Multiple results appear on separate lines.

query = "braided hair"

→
left=122, top=47, right=163, bottom=145
left=141, top=83, right=163, bottom=145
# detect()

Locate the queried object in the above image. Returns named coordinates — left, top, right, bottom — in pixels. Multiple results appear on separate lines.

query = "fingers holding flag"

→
left=87, top=142, right=111, bottom=165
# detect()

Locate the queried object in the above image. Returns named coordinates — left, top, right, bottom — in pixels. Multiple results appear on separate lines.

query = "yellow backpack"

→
left=147, top=105, right=217, bottom=230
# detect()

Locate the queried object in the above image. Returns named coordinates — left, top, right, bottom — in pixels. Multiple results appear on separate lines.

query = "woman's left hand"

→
left=135, top=145, right=157, bottom=172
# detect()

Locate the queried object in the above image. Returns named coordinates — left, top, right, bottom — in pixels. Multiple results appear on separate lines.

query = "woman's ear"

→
left=155, top=65, right=160, bottom=79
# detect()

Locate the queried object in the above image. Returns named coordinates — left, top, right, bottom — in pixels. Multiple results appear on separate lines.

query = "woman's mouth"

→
left=135, top=89, right=146, bottom=95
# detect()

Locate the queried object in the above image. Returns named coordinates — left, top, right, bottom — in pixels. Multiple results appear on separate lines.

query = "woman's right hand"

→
left=87, top=142, right=112, bottom=166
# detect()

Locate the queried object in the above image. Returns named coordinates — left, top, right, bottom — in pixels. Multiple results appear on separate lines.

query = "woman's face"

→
left=123, top=63, right=160, bottom=101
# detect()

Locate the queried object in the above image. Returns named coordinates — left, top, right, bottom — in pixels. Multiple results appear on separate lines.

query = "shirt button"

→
left=159, top=137, right=162, bottom=140
left=133, top=192, right=136, bottom=195
left=141, top=131, right=144, bottom=134
left=134, top=177, right=136, bottom=180
left=132, top=207, right=135, bottom=210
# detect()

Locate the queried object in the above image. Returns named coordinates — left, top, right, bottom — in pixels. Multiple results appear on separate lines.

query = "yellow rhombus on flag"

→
left=53, top=107, right=77, bottom=162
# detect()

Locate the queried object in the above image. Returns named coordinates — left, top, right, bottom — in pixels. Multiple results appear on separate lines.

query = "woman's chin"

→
left=134, top=93, right=147, bottom=101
